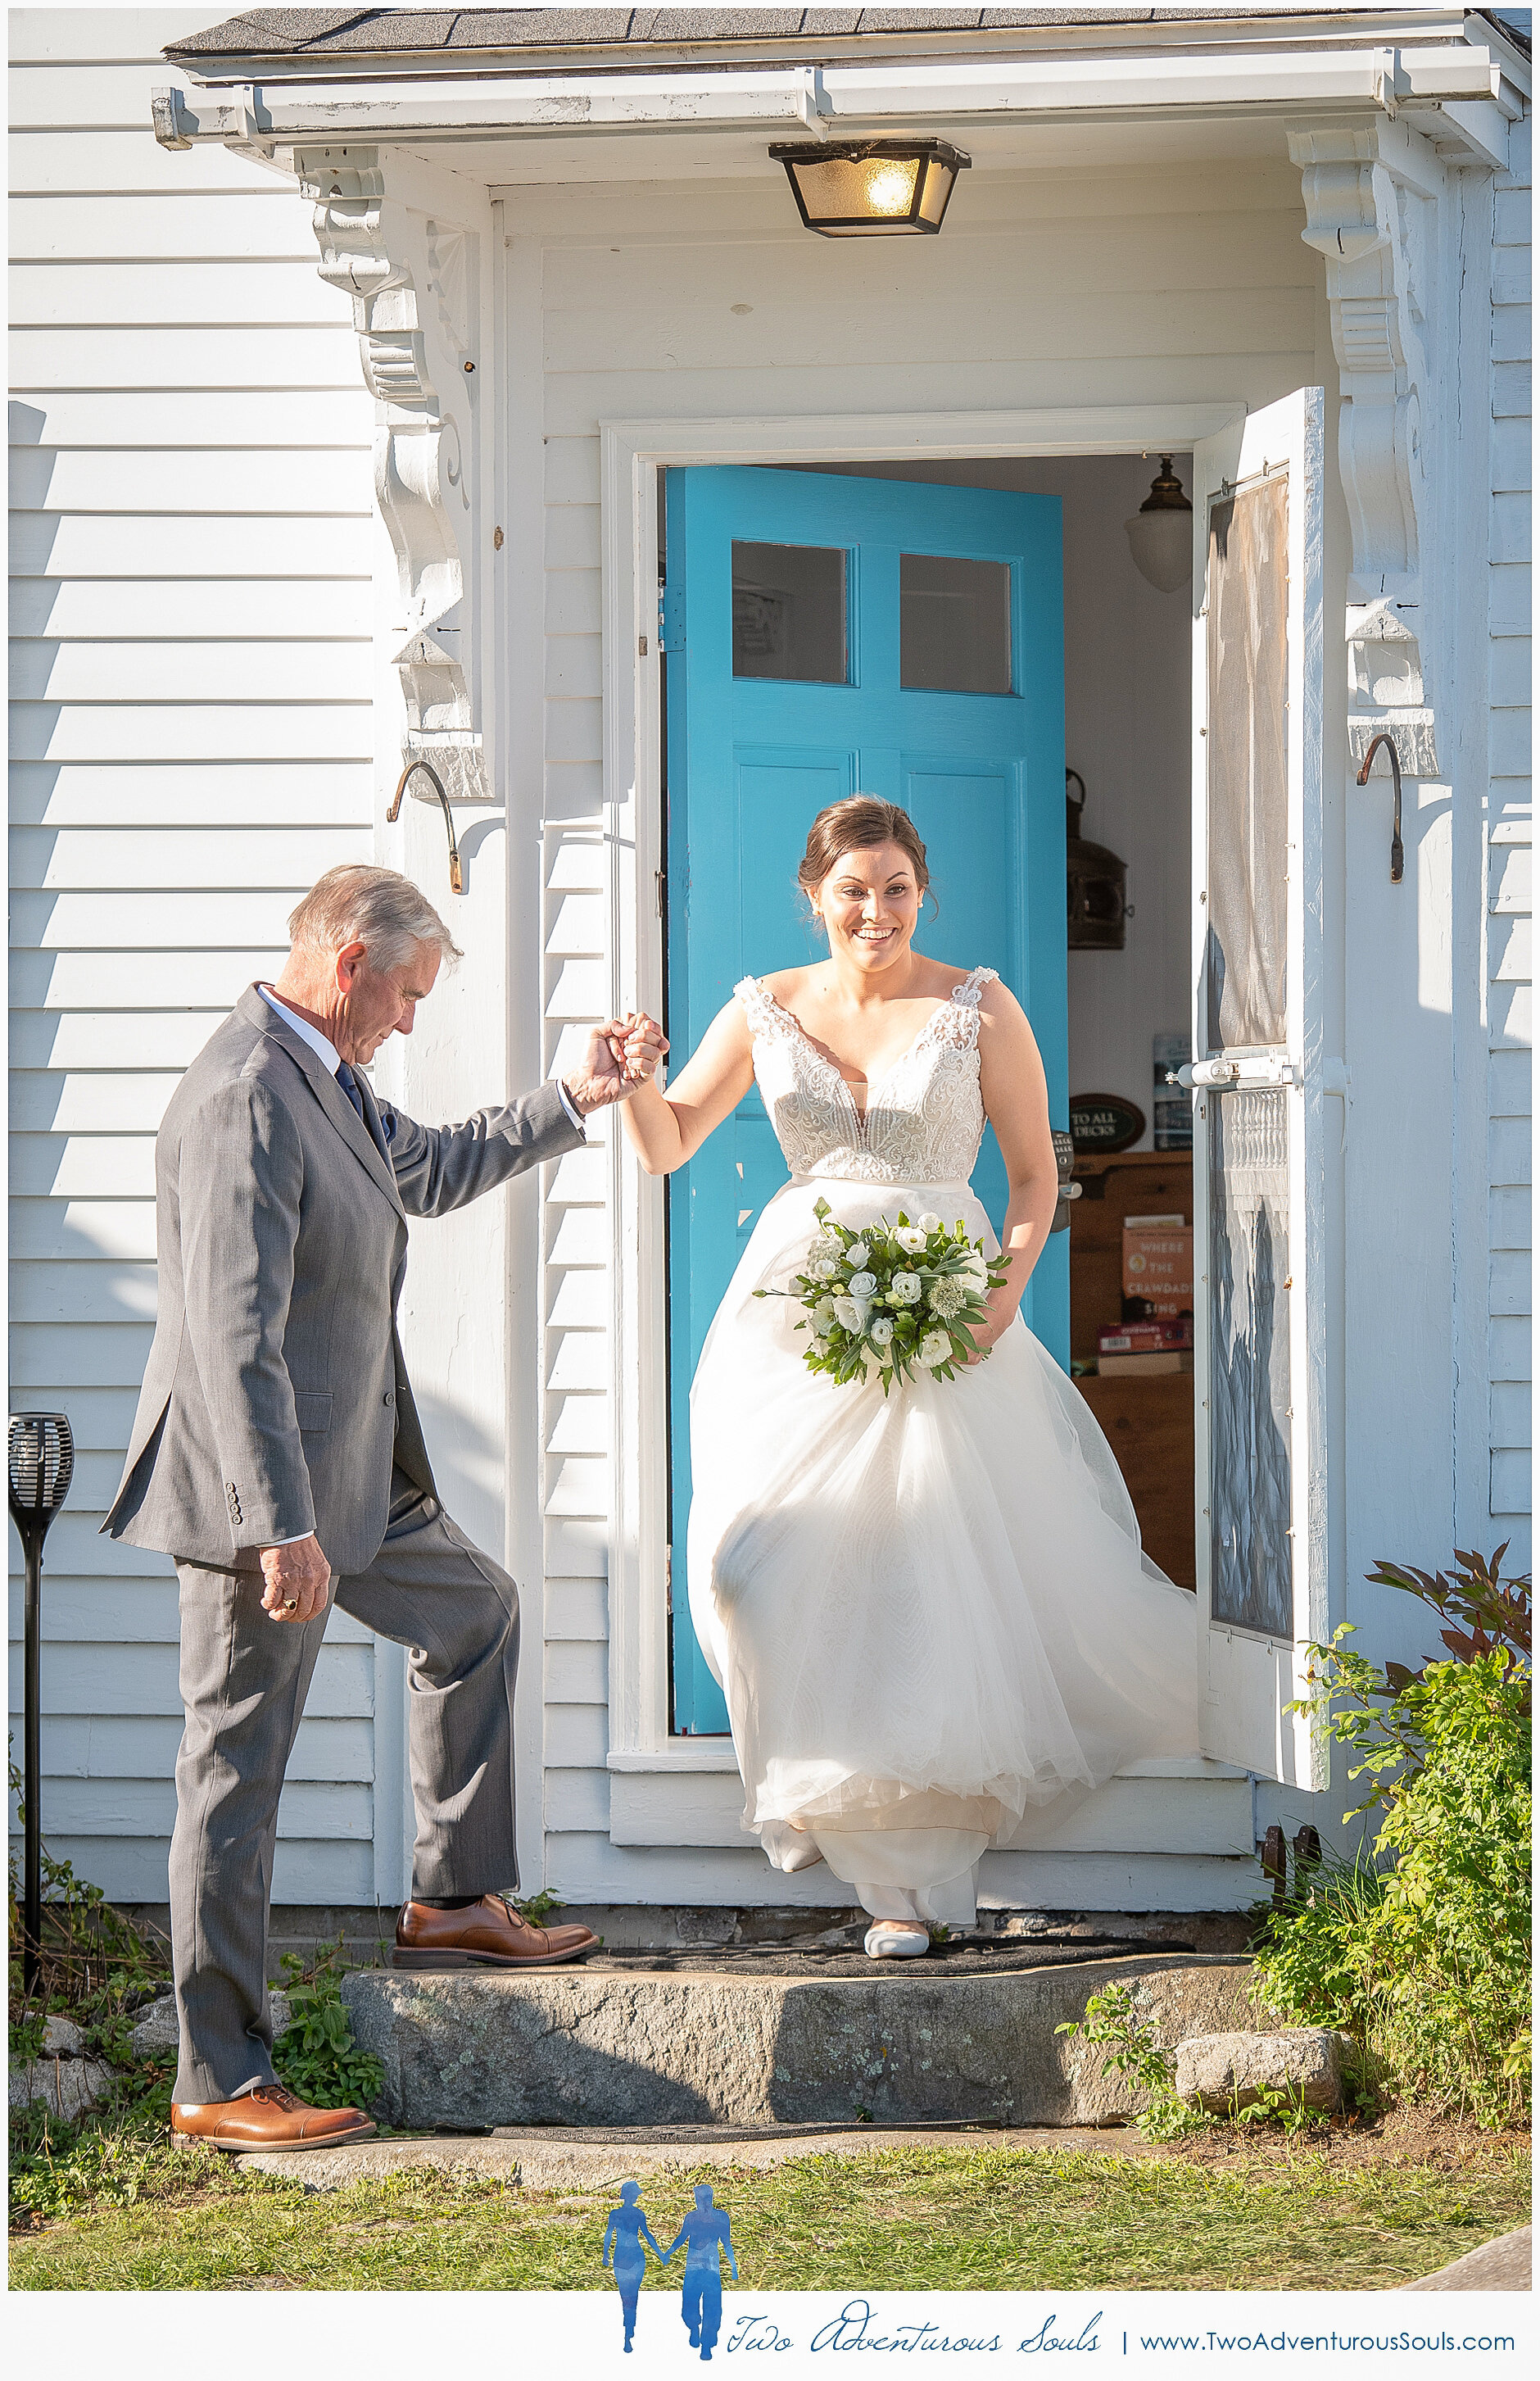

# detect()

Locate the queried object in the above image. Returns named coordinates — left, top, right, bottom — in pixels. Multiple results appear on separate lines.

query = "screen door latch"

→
left=1171, top=1054, right=1297, bottom=1090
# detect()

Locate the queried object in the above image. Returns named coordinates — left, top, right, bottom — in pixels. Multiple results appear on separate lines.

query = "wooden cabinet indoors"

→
left=1069, top=1150, right=1197, bottom=1591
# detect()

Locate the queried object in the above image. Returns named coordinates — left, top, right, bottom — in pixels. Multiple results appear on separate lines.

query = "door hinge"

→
left=659, top=587, right=686, bottom=652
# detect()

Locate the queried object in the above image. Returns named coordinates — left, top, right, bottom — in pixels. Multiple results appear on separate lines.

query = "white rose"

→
left=809, top=1256, right=839, bottom=1281
left=917, top=1213, right=942, bottom=1236
left=848, top=1271, right=877, bottom=1299
left=870, top=1315, right=895, bottom=1347
left=832, top=1295, right=863, bottom=1332
left=890, top=1272, right=922, bottom=1305
left=958, top=1250, right=990, bottom=1288
left=844, top=1241, right=870, bottom=1269
left=895, top=1226, right=926, bottom=1254
left=919, top=1330, right=953, bottom=1368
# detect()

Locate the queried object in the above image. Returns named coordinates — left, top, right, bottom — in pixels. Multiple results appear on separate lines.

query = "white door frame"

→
left=595, top=402, right=1243, bottom=1800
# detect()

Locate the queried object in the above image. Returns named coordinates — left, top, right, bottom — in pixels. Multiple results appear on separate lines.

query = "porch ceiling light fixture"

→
left=1125, top=456, right=1194, bottom=593
left=769, top=138, right=971, bottom=238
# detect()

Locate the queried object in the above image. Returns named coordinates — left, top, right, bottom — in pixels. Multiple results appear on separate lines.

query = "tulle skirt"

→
left=686, top=1175, right=1199, bottom=1927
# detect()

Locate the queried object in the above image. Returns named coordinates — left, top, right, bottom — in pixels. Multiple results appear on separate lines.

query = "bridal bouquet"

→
left=757, top=1197, right=1009, bottom=1391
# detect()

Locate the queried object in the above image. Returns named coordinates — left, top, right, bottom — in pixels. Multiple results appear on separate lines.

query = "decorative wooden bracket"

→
left=1291, top=122, right=1443, bottom=773
left=298, top=146, right=490, bottom=803
left=1290, top=124, right=1438, bottom=604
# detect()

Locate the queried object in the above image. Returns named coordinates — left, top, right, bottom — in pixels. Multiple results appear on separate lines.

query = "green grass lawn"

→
left=10, top=2134, right=1529, bottom=2293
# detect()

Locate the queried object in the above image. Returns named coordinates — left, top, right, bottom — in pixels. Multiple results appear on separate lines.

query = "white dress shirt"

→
left=257, top=983, right=342, bottom=1076
left=256, top=983, right=587, bottom=1132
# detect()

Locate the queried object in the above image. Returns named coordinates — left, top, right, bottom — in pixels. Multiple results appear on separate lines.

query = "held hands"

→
left=259, top=1534, right=331, bottom=1625
left=563, top=1013, right=668, bottom=1117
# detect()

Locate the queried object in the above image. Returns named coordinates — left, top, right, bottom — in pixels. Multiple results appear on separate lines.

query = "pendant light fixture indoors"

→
left=770, top=138, right=971, bottom=236
left=1125, top=456, right=1194, bottom=593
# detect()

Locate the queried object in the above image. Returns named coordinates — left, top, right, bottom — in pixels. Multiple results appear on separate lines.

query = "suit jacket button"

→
left=383, top=1390, right=394, bottom=1407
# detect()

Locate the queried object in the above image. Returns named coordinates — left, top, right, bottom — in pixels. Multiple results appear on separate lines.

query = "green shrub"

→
left=1055, top=1982, right=1207, bottom=2140
left=271, top=1939, right=385, bottom=2112
left=1252, top=1549, right=1531, bottom=2129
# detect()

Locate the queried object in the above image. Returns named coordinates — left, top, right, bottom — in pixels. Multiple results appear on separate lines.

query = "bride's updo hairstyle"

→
left=797, top=797, right=933, bottom=924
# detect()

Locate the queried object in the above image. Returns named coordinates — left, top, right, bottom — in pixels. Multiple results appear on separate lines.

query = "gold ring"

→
left=282, top=1596, right=299, bottom=1612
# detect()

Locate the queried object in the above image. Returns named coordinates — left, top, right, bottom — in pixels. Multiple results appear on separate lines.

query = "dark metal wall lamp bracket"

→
left=387, top=758, right=464, bottom=894
left=1356, top=731, right=1405, bottom=884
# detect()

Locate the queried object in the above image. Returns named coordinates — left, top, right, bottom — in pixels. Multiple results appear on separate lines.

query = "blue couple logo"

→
left=602, top=2179, right=739, bottom=2359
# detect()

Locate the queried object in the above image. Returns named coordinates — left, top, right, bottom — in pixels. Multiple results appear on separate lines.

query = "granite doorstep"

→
left=342, top=1953, right=1263, bottom=2131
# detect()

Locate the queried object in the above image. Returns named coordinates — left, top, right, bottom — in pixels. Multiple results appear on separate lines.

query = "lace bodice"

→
left=735, top=968, right=999, bottom=1186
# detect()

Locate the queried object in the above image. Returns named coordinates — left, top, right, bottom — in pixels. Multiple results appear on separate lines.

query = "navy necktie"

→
left=335, top=1062, right=367, bottom=1125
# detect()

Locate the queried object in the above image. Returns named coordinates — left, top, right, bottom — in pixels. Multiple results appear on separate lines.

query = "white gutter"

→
left=152, top=36, right=1526, bottom=174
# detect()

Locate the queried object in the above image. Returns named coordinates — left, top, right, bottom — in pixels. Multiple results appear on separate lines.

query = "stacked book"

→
left=1096, top=1318, right=1194, bottom=1377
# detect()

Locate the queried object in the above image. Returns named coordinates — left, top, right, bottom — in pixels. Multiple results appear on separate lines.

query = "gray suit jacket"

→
left=104, top=984, right=585, bottom=1575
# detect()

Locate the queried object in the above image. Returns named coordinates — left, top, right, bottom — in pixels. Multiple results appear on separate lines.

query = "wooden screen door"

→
left=1189, top=389, right=1331, bottom=1790
left=663, top=464, right=1067, bottom=1733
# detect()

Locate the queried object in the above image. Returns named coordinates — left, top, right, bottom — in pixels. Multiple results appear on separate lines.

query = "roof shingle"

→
left=164, top=6, right=1268, bottom=62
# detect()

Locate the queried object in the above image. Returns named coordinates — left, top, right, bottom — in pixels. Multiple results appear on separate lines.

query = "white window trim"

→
left=598, top=402, right=1243, bottom=1776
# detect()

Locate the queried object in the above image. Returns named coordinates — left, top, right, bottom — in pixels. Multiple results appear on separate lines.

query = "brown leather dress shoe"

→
left=170, top=2081, right=376, bottom=2152
left=393, top=1893, right=597, bottom=1970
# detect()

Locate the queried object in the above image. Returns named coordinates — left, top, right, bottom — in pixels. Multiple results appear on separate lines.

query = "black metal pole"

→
left=24, top=1533, right=42, bottom=1995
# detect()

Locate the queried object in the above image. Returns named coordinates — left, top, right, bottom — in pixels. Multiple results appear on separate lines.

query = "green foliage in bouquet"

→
left=756, top=1198, right=1009, bottom=1391
left=1251, top=1548, right=1531, bottom=2129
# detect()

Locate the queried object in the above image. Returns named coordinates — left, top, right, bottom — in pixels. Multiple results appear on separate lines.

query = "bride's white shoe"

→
left=863, top=1922, right=931, bottom=1960
left=760, top=1820, right=825, bottom=1875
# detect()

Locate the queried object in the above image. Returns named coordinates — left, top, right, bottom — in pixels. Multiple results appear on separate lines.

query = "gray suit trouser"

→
left=170, top=1470, right=519, bottom=2104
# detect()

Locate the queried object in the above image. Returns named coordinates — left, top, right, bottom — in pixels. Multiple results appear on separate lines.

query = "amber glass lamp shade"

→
left=770, top=139, right=971, bottom=237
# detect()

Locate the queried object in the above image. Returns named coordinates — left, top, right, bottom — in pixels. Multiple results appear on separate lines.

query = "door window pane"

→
left=901, top=553, right=1012, bottom=693
left=1206, top=477, right=1289, bottom=1050
left=732, top=542, right=847, bottom=683
left=1209, top=1086, right=1293, bottom=1639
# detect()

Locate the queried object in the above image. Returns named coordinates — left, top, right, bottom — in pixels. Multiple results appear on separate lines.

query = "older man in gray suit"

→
left=105, top=864, right=664, bottom=2151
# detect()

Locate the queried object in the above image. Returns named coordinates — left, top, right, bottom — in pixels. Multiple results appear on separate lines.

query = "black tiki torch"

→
left=9, top=1413, right=74, bottom=1994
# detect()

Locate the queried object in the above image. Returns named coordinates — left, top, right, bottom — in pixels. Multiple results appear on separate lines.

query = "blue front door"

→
left=664, top=465, right=1067, bottom=1733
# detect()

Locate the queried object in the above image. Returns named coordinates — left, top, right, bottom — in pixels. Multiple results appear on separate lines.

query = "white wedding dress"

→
left=686, top=967, right=1198, bottom=1930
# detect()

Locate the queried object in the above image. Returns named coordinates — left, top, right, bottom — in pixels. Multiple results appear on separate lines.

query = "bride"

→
left=619, top=796, right=1197, bottom=1960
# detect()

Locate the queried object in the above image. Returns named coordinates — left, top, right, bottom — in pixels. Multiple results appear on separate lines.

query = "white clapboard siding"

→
left=11, top=445, right=375, bottom=518
left=11, top=641, right=372, bottom=705
left=7, top=7, right=375, bottom=1904
left=9, top=188, right=336, bottom=262
left=10, top=825, right=365, bottom=894
left=1488, top=119, right=1533, bottom=1566
left=10, top=123, right=298, bottom=196
left=532, top=159, right=1317, bottom=1907
left=10, top=259, right=350, bottom=327
left=13, top=580, right=371, bottom=639
left=550, top=1831, right=1261, bottom=1916
left=11, top=325, right=357, bottom=389
left=43, top=1712, right=370, bottom=1780
left=607, top=1771, right=1253, bottom=1857
left=11, top=760, right=373, bottom=828
left=10, top=512, right=376, bottom=577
